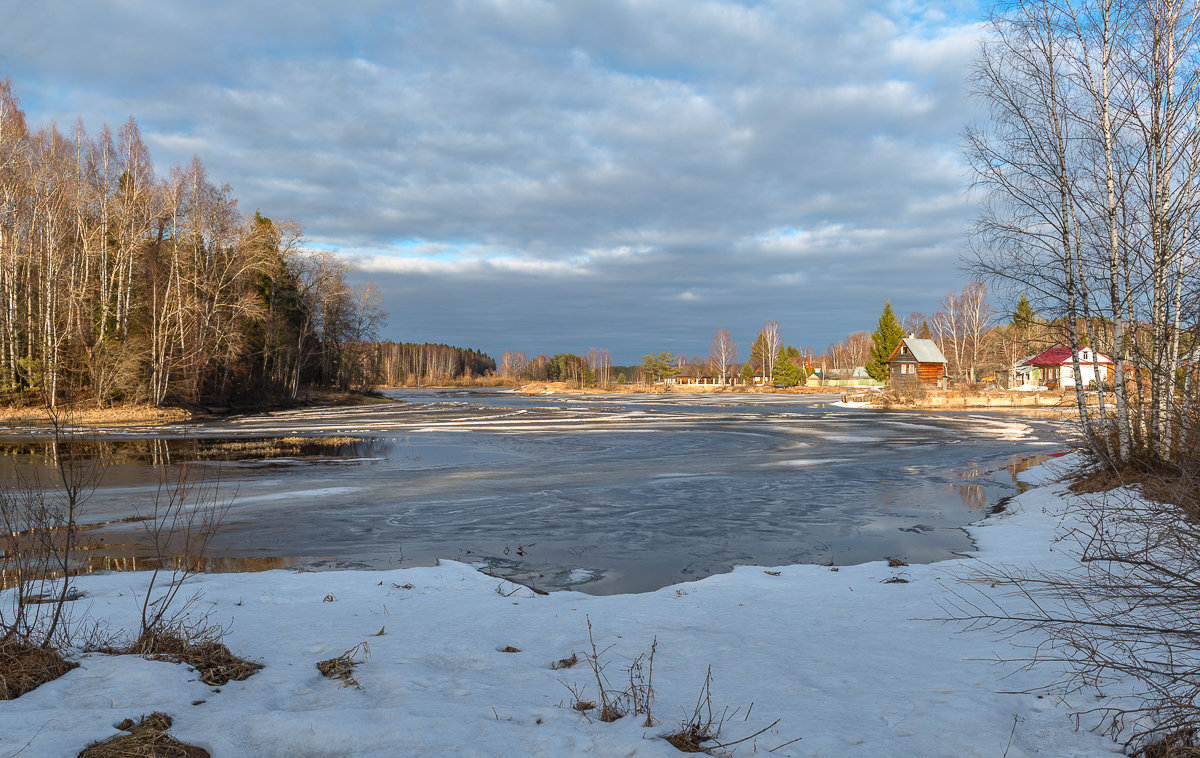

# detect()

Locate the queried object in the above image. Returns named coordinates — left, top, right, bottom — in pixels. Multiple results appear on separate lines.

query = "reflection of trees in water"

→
left=0, top=436, right=370, bottom=470
left=1008, top=454, right=1051, bottom=478
left=83, top=553, right=294, bottom=576
left=946, top=453, right=1054, bottom=510
left=953, top=483, right=988, bottom=510
left=2, top=527, right=296, bottom=590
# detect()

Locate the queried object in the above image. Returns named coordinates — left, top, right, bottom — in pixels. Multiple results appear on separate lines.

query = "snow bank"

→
left=1, top=457, right=1125, bottom=757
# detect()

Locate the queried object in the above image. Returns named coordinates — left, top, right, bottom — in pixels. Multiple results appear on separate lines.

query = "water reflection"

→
left=0, top=391, right=1065, bottom=595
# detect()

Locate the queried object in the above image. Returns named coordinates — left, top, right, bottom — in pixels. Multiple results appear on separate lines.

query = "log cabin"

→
left=886, top=337, right=949, bottom=389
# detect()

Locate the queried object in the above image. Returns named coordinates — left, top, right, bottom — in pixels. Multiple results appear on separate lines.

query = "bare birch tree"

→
left=709, top=329, right=737, bottom=385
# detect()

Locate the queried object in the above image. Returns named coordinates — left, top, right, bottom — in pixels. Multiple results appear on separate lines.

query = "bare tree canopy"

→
left=0, top=79, right=391, bottom=407
left=966, top=0, right=1200, bottom=465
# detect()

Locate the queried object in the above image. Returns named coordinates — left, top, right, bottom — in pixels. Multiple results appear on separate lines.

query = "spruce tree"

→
left=1011, top=293, right=1037, bottom=329
left=867, top=301, right=905, bottom=381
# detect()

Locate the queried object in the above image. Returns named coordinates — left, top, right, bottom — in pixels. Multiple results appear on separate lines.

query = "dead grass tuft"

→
left=131, top=624, right=262, bottom=686
left=1132, top=728, right=1200, bottom=758
left=0, top=641, right=78, bottom=699
left=665, top=727, right=712, bottom=753
left=551, top=653, right=579, bottom=670
left=79, top=711, right=209, bottom=758
left=1069, top=459, right=1200, bottom=518
left=887, top=558, right=908, bottom=567
left=501, top=645, right=521, bottom=653
left=317, top=642, right=370, bottom=689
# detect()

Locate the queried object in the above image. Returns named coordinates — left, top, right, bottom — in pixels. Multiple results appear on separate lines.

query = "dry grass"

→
left=79, top=712, right=209, bottom=758
left=0, top=641, right=78, bottom=699
left=196, top=436, right=358, bottom=458
left=131, top=623, right=262, bottom=686
left=1132, top=728, right=1200, bottom=758
left=1069, top=460, right=1200, bottom=518
left=0, top=403, right=191, bottom=426
left=317, top=642, right=370, bottom=689
left=551, top=653, right=579, bottom=670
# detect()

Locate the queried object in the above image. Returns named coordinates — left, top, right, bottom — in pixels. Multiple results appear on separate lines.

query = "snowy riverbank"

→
left=2, top=459, right=1128, bottom=757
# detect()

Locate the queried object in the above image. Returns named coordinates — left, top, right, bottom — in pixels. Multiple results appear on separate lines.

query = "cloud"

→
left=4, top=0, right=987, bottom=361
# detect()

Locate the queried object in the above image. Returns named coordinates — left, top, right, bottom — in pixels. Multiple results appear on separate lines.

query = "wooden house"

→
left=1022, top=347, right=1112, bottom=389
left=886, top=337, right=948, bottom=389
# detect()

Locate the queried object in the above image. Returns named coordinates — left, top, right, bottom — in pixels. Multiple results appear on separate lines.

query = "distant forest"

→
left=376, top=342, right=496, bottom=385
left=0, top=80, right=388, bottom=408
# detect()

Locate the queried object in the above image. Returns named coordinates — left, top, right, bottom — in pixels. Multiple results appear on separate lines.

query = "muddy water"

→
left=0, top=390, right=1067, bottom=594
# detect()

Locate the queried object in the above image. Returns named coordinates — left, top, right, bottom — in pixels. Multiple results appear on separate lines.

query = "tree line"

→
left=376, top=342, right=496, bottom=385
left=0, top=79, right=386, bottom=408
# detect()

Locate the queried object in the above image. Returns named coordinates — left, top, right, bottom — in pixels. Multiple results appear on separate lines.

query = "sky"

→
left=1, top=0, right=990, bottom=364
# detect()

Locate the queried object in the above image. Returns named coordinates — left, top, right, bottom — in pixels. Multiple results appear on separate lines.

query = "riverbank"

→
left=517, top=381, right=846, bottom=396
left=0, top=390, right=393, bottom=429
left=840, top=387, right=1080, bottom=415
left=0, top=457, right=1130, bottom=757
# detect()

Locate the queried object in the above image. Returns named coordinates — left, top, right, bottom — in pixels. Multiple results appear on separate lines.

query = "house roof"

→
left=1023, top=347, right=1112, bottom=366
left=887, top=338, right=947, bottom=365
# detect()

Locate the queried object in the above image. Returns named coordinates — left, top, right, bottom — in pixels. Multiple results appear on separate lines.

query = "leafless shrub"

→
left=0, top=408, right=103, bottom=649
left=665, top=666, right=721, bottom=752
left=561, top=618, right=656, bottom=724
left=134, top=461, right=232, bottom=639
left=942, top=465, right=1200, bottom=753
left=664, top=666, right=782, bottom=754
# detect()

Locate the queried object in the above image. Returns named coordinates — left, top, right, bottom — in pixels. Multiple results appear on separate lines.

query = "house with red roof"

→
left=1022, top=347, right=1112, bottom=389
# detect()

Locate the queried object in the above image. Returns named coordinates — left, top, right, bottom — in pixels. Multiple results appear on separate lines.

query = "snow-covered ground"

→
left=1, top=458, right=1128, bottom=757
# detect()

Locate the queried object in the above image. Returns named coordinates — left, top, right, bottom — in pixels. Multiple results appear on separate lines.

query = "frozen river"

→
left=1, top=390, right=1067, bottom=594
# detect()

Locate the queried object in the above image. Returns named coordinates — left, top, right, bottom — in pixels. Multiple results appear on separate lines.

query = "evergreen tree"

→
left=773, top=345, right=805, bottom=387
left=1011, top=293, right=1037, bottom=329
left=867, top=301, right=905, bottom=381
left=918, top=320, right=933, bottom=340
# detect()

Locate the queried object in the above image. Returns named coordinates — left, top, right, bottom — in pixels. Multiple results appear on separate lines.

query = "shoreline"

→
left=0, top=389, right=395, bottom=429
left=0, top=455, right=1128, bottom=756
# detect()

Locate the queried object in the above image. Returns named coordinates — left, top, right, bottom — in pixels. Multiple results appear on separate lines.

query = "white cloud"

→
left=4, top=0, right=989, bottom=359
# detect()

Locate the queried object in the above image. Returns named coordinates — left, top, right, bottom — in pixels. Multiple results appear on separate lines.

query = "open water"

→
left=0, top=390, right=1067, bottom=594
